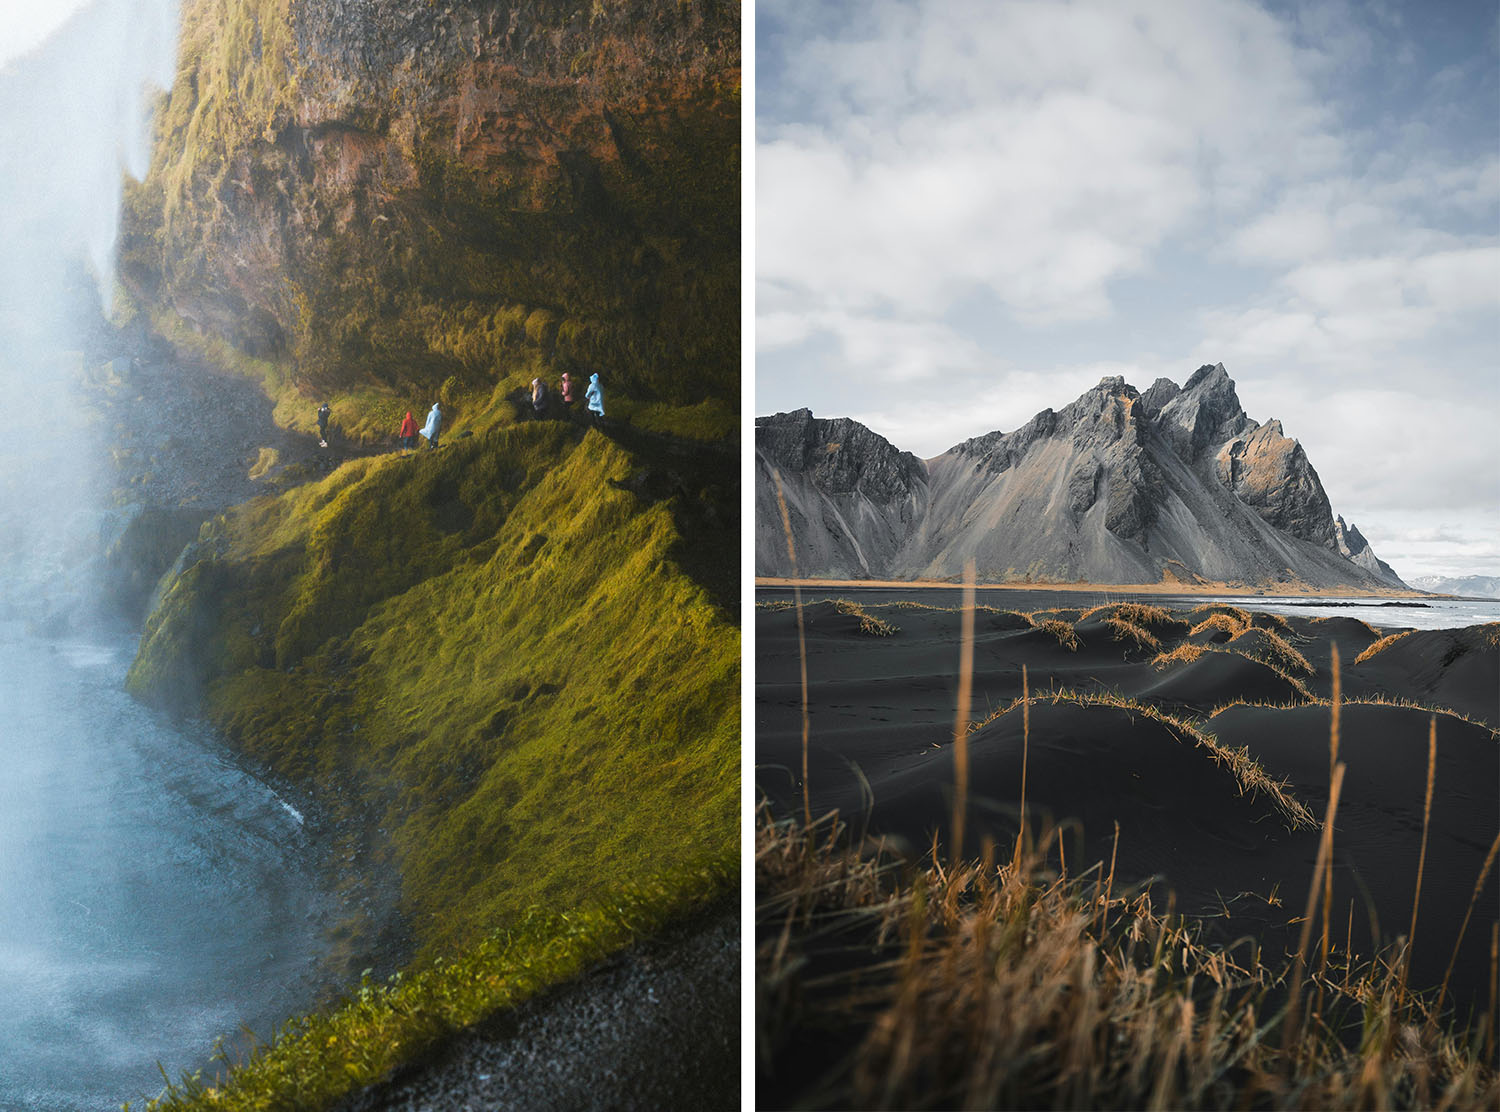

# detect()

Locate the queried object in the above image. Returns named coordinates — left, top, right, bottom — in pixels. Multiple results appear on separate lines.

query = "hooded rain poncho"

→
left=585, top=373, right=604, bottom=416
left=421, top=403, right=442, bottom=440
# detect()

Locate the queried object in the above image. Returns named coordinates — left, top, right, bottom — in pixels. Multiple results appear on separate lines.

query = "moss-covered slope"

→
left=128, top=422, right=737, bottom=959
left=118, top=0, right=739, bottom=443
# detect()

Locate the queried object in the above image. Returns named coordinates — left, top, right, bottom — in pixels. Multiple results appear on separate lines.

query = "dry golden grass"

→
left=1191, top=611, right=1250, bottom=639
left=1229, top=626, right=1315, bottom=677
left=1102, top=616, right=1161, bottom=654
left=1152, top=642, right=1212, bottom=669
left=1082, top=601, right=1172, bottom=626
left=1207, top=696, right=1498, bottom=735
left=1035, top=618, right=1081, bottom=652
left=970, top=689, right=1314, bottom=830
left=1355, top=629, right=1415, bottom=664
left=757, top=808, right=1500, bottom=1111
left=877, top=600, right=1034, bottom=625
left=833, top=598, right=899, bottom=637
left=1191, top=603, right=1253, bottom=625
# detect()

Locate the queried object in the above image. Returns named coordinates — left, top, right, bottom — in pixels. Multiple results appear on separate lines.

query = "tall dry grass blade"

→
left=1319, top=647, right=1343, bottom=1019
left=1488, top=920, right=1498, bottom=1065
left=1100, top=820, right=1120, bottom=936
left=1435, top=828, right=1500, bottom=1020
left=1482, top=912, right=1494, bottom=1062
left=772, top=470, right=812, bottom=828
left=1283, top=761, right=1345, bottom=1064
left=951, top=559, right=976, bottom=863
left=1014, top=663, right=1030, bottom=869
left=1403, top=716, right=1437, bottom=1009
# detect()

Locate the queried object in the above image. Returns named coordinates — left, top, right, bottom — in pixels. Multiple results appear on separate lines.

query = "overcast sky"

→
left=756, top=0, right=1499, bottom=581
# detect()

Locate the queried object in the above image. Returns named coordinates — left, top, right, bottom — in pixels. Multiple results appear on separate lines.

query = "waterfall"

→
left=0, top=0, right=181, bottom=617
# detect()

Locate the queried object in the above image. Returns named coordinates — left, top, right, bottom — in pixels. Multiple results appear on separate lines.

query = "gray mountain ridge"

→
left=757, top=364, right=1407, bottom=589
left=1408, top=575, right=1500, bottom=600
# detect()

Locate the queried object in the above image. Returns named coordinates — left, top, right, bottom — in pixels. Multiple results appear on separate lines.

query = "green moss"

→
left=141, top=865, right=730, bottom=1110
left=129, top=420, right=738, bottom=957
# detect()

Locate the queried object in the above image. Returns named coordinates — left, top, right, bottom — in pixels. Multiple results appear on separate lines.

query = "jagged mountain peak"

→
left=754, top=409, right=929, bottom=579
left=1335, top=515, right=1407, bottom=588
left=1156, top=362, right=1254, bottom=463
left=757, top=362, right=1405, bottom=589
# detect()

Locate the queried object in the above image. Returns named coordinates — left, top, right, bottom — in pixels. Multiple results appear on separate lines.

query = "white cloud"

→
left=757, top=0, right=1499, bottom=576
left=759, top=0, right=1340, bottom=332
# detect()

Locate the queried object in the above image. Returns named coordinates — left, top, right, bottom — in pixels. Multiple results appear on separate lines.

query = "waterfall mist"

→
left=0, top=0, right=181, bottom=619
left=1, top=7, right=338, bottom=1108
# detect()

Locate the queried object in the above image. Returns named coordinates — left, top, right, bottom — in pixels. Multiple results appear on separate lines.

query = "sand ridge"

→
left=756, top=592, right=1498, bottom=1019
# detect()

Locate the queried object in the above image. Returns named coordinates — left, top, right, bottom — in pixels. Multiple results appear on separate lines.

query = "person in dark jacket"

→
left=531, top=377, right=549, bottom=419
left=398, top=410, right=418, bottom=453
left=317, top=402, right=331, bottom=447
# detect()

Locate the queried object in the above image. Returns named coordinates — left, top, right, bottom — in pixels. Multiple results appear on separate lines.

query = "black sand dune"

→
left=856, top=701, right=1302, bottom=898
left=757, top=590, right=1500, bottom=1017
left=1209, top=702, right=1499, bottom=999
left=1138, top=648, right=1307, bottom=711
left=1343, top=624, right=1500, bottom=724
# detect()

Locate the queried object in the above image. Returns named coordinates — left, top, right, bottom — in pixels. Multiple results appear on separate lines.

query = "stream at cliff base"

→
left=0, top=621, right=332, bottom=1110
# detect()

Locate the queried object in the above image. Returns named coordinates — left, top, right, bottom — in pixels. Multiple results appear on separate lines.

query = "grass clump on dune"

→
left=1030, top=690, right=1314, bottom=829
left=1035, top=618, right=1082, bottom=652
left=1355, top=629, right=1415, bottom=664
left=758, top=810, right=1500, bottom=1111
left=1190, top=611, right=1250, bottom=639
left=128, top=423, right=737, bottom=1104
left=1082, top=601, right=1183, bottom=631
left=1229, top=626, right=1315, bottom=677
left=1151, top=642, right=1212, bottom=669
left=1102, top=616, right=1161, bottom=655
left=833, top=598, right=899, bottom=636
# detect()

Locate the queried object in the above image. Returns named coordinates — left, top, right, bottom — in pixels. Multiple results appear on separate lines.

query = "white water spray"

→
left=0, top=0, right=181, bottom=616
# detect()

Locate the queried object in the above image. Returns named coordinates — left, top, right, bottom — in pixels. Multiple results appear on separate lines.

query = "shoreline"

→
left=755, top=576, right=1435, bottom=597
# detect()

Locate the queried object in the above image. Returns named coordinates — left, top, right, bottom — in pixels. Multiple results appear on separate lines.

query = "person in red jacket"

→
left=398, top=410, right=418, bottom=453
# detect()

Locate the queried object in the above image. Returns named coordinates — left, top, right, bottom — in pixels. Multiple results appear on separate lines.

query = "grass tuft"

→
left=1102, top=616, right=1161, bottom=655
left=1035, top=618, right=1081, bottom=652
left=1190, top=611, right=1250, bottom=639
left=833, top=598, right=900, bottom=637
left=757, top=809, right=1499, bottom=1110
left=1228, top=626, right=1315, bottom=677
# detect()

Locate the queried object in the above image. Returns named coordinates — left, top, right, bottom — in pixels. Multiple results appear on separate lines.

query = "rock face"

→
left=1335, top=516, right=1408, bottom=588
left=118, top=0, right=739, bottom=431
left=755, top=409, right=927, bottom=578
left=756, top=365, right=1404, bottom=588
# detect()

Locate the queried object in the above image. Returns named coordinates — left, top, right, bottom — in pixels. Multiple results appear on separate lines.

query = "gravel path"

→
left=340, top=902, right=740, bottom=1112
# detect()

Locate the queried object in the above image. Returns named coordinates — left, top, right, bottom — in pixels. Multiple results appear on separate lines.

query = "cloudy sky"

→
left=756, top=0, right=1499, bottom=581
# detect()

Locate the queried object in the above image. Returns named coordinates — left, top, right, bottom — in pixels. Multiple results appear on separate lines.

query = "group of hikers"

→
left=526, top=370, right=604, bottom=423
left=317, top=371, right=606, bottom=456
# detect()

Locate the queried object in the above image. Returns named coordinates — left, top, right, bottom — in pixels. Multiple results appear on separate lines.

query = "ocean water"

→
left=0, top=622, right=331, bottom=1111
left=1165, top=595, right=1500, bottom=632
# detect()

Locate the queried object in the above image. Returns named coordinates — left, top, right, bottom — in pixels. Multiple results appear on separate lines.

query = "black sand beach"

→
left=756, top=589, right=1499, bottom=1039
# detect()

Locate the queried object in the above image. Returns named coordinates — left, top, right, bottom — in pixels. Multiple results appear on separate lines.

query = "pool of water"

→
left=0, top=621, right=333, bottom=1110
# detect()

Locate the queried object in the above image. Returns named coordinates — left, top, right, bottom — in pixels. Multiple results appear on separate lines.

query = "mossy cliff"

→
left=128, top=423, right=737, bottom=955
left=118, top=0, right=739, bottom=442
left=111, top=0, right=738, bottom=1100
